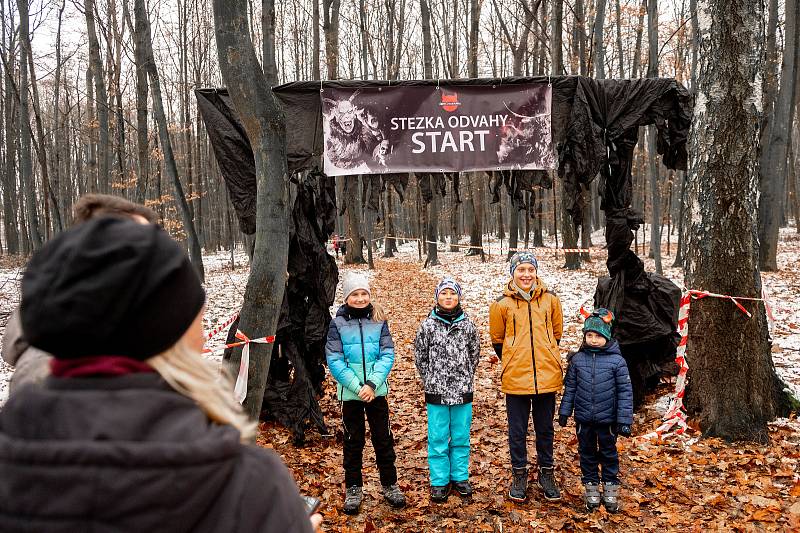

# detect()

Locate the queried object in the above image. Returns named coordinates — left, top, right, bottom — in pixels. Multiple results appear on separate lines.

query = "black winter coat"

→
left=0, top=373, right=312, bottom=533
left=558, top=340, right=634, bottom=425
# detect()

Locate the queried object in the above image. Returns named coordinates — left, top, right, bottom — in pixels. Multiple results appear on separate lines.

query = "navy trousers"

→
left=506, top=393, right=555, bottom=469
left=576, top=423, right=620, bottom=484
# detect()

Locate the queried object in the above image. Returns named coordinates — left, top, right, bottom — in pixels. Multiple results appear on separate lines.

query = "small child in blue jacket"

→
left=558, top=308, right=633, bottom=513
left=326, top=273, right=406, bottom=515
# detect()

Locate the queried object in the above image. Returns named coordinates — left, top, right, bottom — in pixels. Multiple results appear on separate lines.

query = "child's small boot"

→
left=452, top=480, right=473, bottom=497
left=583, top=482, right=601, bottom=511
left=430, top=483, right=450, bottom=502
left=602, top=483, right=620, bottom=513
left=383, top=483, right=407, bottom=508
left=342, top=486, right=363, bottom=515
left=537, top=466, right=562, bottom=501
left=508, top=467, right=528, bottom=502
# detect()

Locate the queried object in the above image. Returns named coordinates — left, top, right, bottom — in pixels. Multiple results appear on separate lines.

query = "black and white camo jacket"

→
left=414, top=309, right=481, bottom=405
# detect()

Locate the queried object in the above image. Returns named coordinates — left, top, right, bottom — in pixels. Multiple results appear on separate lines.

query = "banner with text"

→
left=321, top=84, right=554, bottom=176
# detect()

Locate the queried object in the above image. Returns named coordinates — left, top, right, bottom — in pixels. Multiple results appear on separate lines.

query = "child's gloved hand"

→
left=615, top=423, right=631, bottom=437
left=558, top=415, right=569, bottom=427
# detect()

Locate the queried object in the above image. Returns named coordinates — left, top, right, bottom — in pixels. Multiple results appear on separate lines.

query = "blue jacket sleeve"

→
left=615, top=357, right=634, bottom=425
left=325, top=320, right=362, bottom=395
left=414, top=321, right=429, bottom=383
left=558, top=356, right=578, bottom=417
left=367, top=321, right=395, bottom=389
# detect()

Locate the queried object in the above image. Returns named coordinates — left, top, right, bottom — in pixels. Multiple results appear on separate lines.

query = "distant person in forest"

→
left=325, top=272, right=406, bottom=514
left=558, top=308, right=633, bottom=513
left=489, top=251, right=564, bottom=503
left=0, top=217, right=321, bottom=532
left=414, top=278, right=480, bottom=502
left=1, top=194, right=158, bottom=394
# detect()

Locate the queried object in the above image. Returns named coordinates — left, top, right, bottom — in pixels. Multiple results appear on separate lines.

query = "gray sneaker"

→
left=602, top=483, right=620, bottom=513
left=584, top=482, right=601, bottom=510
left=383, top=484, right=406, bottom=508
left=343, top=485, right=363, bottom=515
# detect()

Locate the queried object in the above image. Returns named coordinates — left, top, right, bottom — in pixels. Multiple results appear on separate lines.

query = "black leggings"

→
left=342, top=397, right=398, bottom=487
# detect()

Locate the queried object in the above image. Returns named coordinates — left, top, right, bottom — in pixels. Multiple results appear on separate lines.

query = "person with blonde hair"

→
left=0, top=217, right=318, bottom=532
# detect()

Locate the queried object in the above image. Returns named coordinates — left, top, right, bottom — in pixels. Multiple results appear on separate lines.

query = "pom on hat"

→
left=510, top=251, right=538, bottom=276
left=435, top=278, right=462, bottom=301
left=342, top=272, right=370, bottom=301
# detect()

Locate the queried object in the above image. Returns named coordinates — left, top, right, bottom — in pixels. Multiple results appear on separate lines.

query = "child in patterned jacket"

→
left=414, top=278, right=481, bottom=502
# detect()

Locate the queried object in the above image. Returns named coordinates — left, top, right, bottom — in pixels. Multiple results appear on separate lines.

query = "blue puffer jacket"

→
left=558, top=339, right=633, bottom=425
left=325, top=305, right=395, bottom=401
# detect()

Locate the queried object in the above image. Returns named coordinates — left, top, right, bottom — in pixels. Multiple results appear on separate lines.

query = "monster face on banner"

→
left=321, top=84, right=554, bottom=176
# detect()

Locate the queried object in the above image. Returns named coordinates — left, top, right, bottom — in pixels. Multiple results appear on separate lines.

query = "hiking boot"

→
left=342, top=485, right=363, bottom=515
left=537, top=466, right=561, bottom=501
left=584, top=482, right=601, bottom=511
left=452, top=480, right=473, bottom=497
left=383, top=484, right=407, bottom=508
left=430, top=484, right=450, bottom=503
left=508, top=467, right=528, bottom=502
left=602, top=483, right=620, bottom=513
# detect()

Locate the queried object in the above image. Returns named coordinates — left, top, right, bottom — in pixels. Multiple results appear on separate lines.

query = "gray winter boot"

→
left=342, top=485, right=363, bottom=515
left=508, top=467, right=528, bottom=502
left=537, top=466, right=562, bottom=501
left=382, top=484, right=407, bottom=508
left=583, top=482, right=601, bottom=511
left=602, top=483, right=620, bottom=513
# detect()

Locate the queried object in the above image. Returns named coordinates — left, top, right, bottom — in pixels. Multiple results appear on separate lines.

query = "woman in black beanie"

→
left=0, top=217, right=318, bottom=533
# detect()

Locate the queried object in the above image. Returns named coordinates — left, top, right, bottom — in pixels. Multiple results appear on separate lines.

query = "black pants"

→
left=342, top=397, right=397, bottom=487
left=506, top=393, right=555, bottom=470
left=576, top=423, right=619, bottom=484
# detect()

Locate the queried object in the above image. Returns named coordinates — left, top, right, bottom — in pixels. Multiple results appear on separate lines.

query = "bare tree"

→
left=214, top=0, right=292, bottom=419
left=685, top=0, right=792, bottom=442
left=646, top=0, right=662, bottom=273
left=85, top=0, right=110, bottom=193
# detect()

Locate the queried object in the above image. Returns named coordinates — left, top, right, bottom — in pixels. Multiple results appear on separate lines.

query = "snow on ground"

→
left=1, top=225, right=799, bottom=407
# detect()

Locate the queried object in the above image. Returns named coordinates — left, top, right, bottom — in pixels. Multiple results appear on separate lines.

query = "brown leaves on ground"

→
left=258, top=256, right=800, bottom=532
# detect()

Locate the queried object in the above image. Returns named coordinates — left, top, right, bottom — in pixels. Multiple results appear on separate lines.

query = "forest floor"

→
left=1, top=229, right=800, bottom=531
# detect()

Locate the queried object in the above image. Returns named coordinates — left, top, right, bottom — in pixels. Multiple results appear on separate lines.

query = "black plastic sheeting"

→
left=198, top=75, right=693, bottom=421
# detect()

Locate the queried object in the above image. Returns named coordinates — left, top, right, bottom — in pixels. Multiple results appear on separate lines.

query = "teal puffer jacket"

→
left=325, top=305, right=395, bottom=401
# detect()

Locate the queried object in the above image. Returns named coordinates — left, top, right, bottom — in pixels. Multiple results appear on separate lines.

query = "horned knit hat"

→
left=435, top=278, right=462, bottom=301
left=583, top=308, right=615, bottom=341
left=342, top=272, right=370, bottom=300
left=509, top=251, right=538, bottom=276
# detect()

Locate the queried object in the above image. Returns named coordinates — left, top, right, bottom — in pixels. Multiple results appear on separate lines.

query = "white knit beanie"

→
left=342, top=272, right=370, bottom=301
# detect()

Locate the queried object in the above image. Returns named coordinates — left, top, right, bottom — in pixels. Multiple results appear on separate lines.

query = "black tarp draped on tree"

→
left=196, top=75, right=692, bottom=438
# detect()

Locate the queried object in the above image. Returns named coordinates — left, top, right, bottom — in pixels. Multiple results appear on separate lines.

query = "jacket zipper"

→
left=591, top=352, right=596, bottom=422
left=527, top=301, right=539, bottom=394
left=358, top=319, right=367, bottom=386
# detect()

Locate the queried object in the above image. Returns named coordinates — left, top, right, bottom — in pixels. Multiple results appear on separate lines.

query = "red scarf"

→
left=51, top=356, right=155, bottom=378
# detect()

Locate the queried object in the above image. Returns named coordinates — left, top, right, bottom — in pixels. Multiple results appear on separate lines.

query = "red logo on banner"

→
left=439, top=92, right=461, bottom=112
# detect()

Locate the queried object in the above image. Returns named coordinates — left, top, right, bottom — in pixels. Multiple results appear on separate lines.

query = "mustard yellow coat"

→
left=489, top=279, right=564, bottom=395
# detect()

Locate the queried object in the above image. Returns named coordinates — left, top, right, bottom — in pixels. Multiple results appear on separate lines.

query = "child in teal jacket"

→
left=325, top=273, right=406, bottom=514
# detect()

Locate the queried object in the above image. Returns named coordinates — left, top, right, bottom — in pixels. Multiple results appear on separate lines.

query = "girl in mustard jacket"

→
left=489, top=252, right=563, bottom=503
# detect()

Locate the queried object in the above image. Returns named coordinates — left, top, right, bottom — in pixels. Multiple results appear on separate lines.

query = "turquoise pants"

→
left=426, top=403, right=473, bottom=487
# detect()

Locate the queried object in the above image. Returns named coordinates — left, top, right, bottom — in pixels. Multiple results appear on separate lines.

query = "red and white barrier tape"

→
left=203, top=330, right=276, bottom=404
left=644, top=287, right=771, bottom=439
left=205, top=311, right=240, bottom=341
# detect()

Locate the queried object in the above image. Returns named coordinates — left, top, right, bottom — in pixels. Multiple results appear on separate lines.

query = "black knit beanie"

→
left=20, top=217, right=206, bottom=360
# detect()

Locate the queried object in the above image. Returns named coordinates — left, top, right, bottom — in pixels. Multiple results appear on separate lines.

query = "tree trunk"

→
left=685, top=0, right=792, bottom=442
left=16, top=0, right=42, bottom=250
left=593, top=0, right=607, bottom=79
left=312, top=0, right=321, bottom=80
left=136, top=0, right=204, bottom=281
left=758, top=0, right=799, bottom=270
left=468, top=0, right=479, bottom=77
left=615, top=0, right=625, bottom=78
left=322, top=0, right=341, bottom=80
left=85, top=0, right=110, bottom=194
left=647, top=0, right=663, bottom=273
left=1, top=0, right=20, bottom=254
left=214, top=0, right=292, bottom=419
left=123, top=0, right=150, bottom=204
left=551, top=0, right=563, bottom=75
left=344, top=176, right=365, bottom=263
